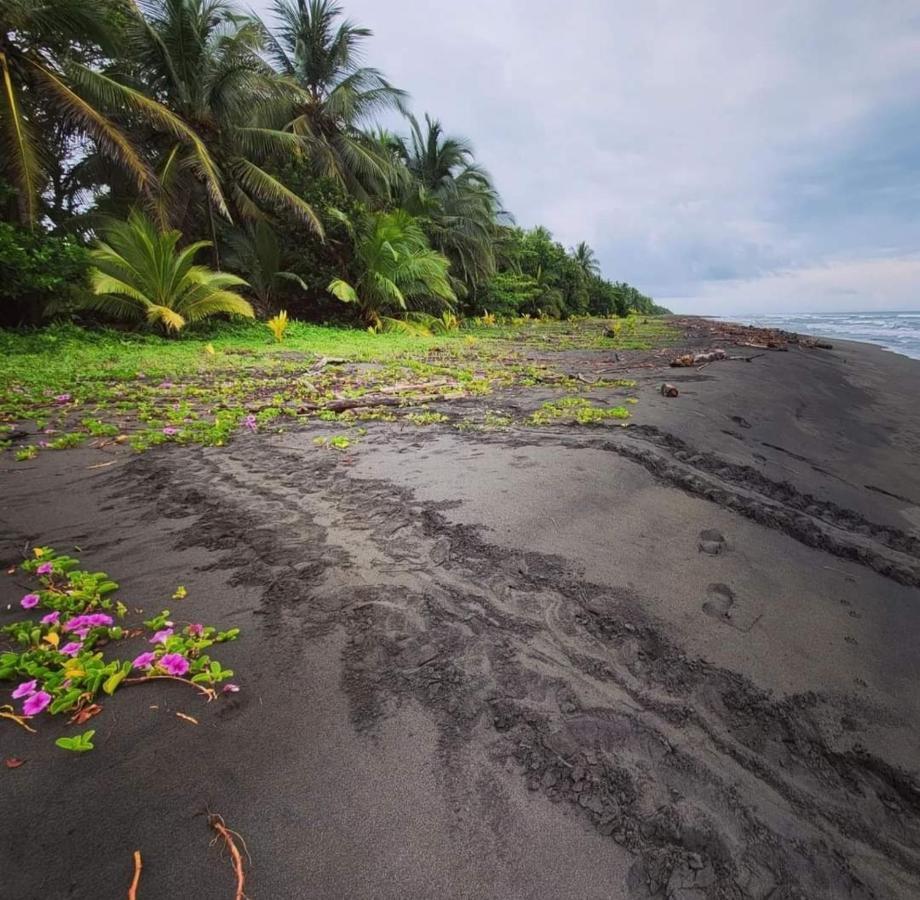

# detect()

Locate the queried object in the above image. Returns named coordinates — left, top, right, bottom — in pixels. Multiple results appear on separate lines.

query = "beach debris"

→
left=128, top=850, right=142, bottom=900
left=4, top=757, right=25, bottom=768
left=671, top=349, right=726, bottom=367
left=209, top=814, right=248, bottom=900
left=660, top=383, right=679, bottom=397
left=175, top=712, right=199, bottom=725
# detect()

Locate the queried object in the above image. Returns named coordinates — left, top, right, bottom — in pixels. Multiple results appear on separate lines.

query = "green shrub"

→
left=0, top=224, right=90, bottom=326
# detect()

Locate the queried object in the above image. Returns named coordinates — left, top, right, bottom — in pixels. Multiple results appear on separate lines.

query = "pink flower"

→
left=159, top=653, right=189, bottom=676
left=132, top=651, right=156, bottom=669
left=12, top=679, right=37, bottom=699
left=22, top=691, right=52, bottom=716
left=60, top=642, right=82, bottom=657
left=36, top=562, right=53, bottom=575
left=187, top=623, right=204, bottom=637
left=222, top=683, right=240, bottom=694
left=40, top=610, right=60, bottom=625
left=20, top=593, right=40, bottom=609
left=158, top=381, right=174, bottom=389
left=55, top=394, right=71, bottom=404
left=162, top=426, right=178, bottom=436
left=150, top=627, right=174, bottom=644
left=87, top=613, right=113, bottom=627
left=242, top=415, right=257, bottom=432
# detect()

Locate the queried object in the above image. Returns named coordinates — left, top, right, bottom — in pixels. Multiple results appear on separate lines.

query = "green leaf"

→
left=55, top=729, right=95, bottom=752
left=102, top=670, right=127, bottom=695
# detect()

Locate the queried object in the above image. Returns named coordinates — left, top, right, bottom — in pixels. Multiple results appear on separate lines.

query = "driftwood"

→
left=660, top=383, right=679, bottom=397
left=307, top=356, right=347, bottom=374
left=738, top=342, right=788, bottom=352
left=671, top=349, right=726, bottom=367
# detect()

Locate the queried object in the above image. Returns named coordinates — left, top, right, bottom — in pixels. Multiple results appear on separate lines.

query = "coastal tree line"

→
left=0, top=0, right=666, bottom=330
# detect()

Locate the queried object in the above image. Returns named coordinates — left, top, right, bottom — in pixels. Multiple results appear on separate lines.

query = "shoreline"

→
left=703, top=312, right=920, bottom=363
left=2, top=318, right=920, bottom=898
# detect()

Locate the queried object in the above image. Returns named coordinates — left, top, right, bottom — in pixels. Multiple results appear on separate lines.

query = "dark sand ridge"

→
left=2, top=326, right=920, bottom=898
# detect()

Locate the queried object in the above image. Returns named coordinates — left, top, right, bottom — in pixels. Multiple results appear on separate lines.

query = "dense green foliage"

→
left=0, top=223, right=90, bottom=325
left=0, top=0, right=664, bottom=330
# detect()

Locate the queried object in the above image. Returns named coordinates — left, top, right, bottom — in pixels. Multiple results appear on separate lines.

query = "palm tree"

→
left=328, top=209, right=455, bottom=328
left=85, top=212, right=254, bottom=332
left=265, top=0, right=406, bottom=197
left=105, top=0, right=323, bottom=238
left=225, top=220, right=308, bottom=312
left=395, top=114, right=503, bottom=292
left=0, top=0, right=167, bottom=224
left=572, top=241, right=600, bottom=278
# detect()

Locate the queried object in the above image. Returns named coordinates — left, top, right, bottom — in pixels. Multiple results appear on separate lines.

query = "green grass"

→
left=0, top=316, right=675, bottom=458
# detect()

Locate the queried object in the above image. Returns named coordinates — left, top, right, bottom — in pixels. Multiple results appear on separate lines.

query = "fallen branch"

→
left=209, top=814, right=247, bottom=900
left=128, top=850, right=142, bottom=900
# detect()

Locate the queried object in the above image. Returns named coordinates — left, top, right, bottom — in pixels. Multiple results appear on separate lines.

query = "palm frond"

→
left=231, top=157, right=324, bottom=236
left=0, top=51, right=41, bottom=224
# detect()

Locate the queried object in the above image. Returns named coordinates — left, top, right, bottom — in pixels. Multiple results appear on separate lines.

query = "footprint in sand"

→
left=698, top=529, right=727, bottom=555
left=703, top=583, right=735, bottom=620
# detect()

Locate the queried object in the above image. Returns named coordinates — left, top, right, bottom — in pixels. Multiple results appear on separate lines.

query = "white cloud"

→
left=663, top=254, right=920, bottom=314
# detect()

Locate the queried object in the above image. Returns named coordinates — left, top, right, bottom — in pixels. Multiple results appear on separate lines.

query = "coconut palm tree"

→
left=572, top=241, right=600, bottom=278
left=265, top=0, right=406, bottom=198
left=85, top=212, right=254, bottom=332
left=328, top=208, right=455, bottom=328
left=102, top=0, right=323, bottom=238
left=0, top=0, right=191, bottom=225
left=395, top=114, right=503, bottom=292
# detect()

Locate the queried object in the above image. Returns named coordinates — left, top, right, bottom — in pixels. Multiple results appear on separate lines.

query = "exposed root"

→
left=127, top=850, right=142, bottom=900
left=208, top=814, right=248, bottom=900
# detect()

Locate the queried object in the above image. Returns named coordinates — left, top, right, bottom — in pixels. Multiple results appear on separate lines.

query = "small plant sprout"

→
left=266, top=310, right=289, bottom=343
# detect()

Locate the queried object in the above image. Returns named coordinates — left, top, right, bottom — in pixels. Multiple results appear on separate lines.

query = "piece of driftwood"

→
left=660, top=383, right=679, bottom=397
left=671, top=349, right=726, bottom=367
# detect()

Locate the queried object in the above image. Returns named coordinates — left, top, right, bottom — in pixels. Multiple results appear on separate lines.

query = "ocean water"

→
left=724, top=311, right=920, bottom=361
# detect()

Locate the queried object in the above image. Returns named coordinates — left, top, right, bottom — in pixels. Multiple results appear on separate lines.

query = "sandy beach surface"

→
left=2, top=321, right=920, bottom=899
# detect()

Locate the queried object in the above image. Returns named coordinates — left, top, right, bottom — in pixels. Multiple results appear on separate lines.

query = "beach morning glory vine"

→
left=1, top=547, right=240, bottom=752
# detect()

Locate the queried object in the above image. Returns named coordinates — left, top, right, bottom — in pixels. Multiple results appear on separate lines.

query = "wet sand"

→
left=2, top=325, right=920, bottom=898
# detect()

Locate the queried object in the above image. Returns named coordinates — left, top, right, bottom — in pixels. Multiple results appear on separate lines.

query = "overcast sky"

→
left=252, top=1, right=920, bottom=314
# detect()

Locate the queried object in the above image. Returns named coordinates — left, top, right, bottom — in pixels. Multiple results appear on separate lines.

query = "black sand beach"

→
left=3, top=323, right=920, bottom=898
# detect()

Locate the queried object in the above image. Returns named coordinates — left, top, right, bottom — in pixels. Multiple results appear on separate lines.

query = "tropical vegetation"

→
left=0, top=0, right=666, bottom=331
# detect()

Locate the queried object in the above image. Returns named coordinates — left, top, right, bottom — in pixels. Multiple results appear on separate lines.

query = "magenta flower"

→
left=150, top=627, right=174, bottom=644
left=242, top=414, right=257, bottom=432
left=40, top=610, right=59, bottom=625
left=187, top=623, right=204, bottom=637
left=55, top=393, right=71, bottom=404
left=159, top=653, right=189, bottom=676
left=158, top=381, right=174, bottom=389
left=20, top=593, right=40, bottom=609
left=60, top=642, right=82, bottom=657
left=12, top=679, right=37, bottom=699
left=87, top=613, right=113, bottom=627
left=162, top=426, right=178, bottom=436
left=132, top=651, right=156, bottom=670
left=22, top=691, right=52, bottom=716
left=222, top=683, right=240, bottom=694
left=36, top=562, right=53, bottom=576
